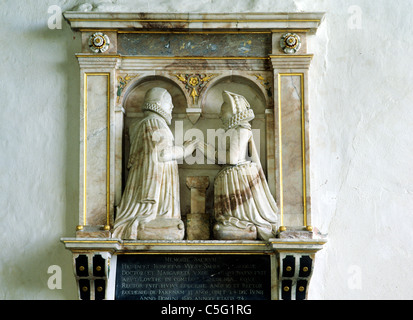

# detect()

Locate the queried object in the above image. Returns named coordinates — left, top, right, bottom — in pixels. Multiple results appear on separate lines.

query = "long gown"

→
left=112, top=114, right=181, bottom=239
left=214, top=125, right=279, bottom=241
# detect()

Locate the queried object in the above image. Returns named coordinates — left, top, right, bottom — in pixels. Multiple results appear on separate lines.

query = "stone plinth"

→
left=61, top=238, right=327, bottom=300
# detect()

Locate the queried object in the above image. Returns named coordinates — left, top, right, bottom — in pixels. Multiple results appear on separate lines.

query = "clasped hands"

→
left=182, top=138, right=209, bottom=158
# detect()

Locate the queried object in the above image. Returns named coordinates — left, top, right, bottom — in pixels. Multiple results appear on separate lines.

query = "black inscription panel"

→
left=115, top=254, right=271, bottom=300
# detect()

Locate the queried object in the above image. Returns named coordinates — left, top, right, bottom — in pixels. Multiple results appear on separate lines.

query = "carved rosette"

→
left=88, top=32, right=110, bottom=53
left=280, top=33, right=301, bottom=54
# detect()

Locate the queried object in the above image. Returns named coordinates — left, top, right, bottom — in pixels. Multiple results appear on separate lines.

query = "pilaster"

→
left=76, top=55, right=120, bottom=236
left=270, top=38, right=313, bottom=234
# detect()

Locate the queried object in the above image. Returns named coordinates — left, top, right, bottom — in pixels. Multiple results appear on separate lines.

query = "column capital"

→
left=76, top=54, right=121, bottom=69
left=269, top=54, right=313, bottom=70
left=186, top=176, right=210, bottom=190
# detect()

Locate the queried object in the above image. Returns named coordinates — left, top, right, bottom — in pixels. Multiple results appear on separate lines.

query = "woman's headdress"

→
left=221, top=91, right=255, bottom=129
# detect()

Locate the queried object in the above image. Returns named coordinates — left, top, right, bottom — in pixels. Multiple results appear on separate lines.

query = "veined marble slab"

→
left=118, top=33, right=271, bottom=57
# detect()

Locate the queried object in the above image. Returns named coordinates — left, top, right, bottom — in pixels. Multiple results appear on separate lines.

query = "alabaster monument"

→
left=112, top=87, right=198, bottom=240
left=61, top=11, right=328, bottom=301
left=199, top=91, right=279, bottom=241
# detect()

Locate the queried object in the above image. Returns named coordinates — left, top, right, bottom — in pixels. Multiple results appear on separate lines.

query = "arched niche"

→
left=173, top=74, right=275, bottom=220
left=199, top=75, right=270, bottom=175
left=202, top=75, right=269, bottom=115
left=120, top=75, right=187, bottom=188
left=122, top=75, right=187, bottom=115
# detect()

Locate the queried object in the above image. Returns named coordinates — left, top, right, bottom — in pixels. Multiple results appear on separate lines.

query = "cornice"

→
left=63, top=12, right=325, bottom=34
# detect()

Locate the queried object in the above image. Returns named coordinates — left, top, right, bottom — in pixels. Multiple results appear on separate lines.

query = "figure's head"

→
left=142, top=87, right=174, bottom=124
left=220, top=91, right=255, bottom=129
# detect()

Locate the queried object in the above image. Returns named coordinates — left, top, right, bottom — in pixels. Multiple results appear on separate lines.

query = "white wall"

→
left=0, top=0, right=412, bottom=299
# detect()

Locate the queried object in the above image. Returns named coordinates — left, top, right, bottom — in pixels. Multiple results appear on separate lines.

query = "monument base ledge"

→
left=61, top=237, right=326, bottom=254
left=61, top=236, right=326, bottom=300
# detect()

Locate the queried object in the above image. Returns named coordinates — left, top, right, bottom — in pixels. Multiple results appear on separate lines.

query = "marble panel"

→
left=117, top=33, right=271, bottom=57
left=84, top=74, right=109, bottom=226
left=278, top=73, right=307, bottom=227
left=114, top=106, right=124, bottom=207
left=265, top=109, right=276, bottom=196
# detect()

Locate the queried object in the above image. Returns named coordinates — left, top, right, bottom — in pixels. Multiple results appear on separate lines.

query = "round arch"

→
left=201, top=74, right=269, bottom=115
left=121, top=75, right=188, bottom=114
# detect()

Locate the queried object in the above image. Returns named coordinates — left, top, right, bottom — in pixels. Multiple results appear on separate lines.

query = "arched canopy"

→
left=122, top=75, right=188, bottom=115
left=201, top=75, right=269, bottom=115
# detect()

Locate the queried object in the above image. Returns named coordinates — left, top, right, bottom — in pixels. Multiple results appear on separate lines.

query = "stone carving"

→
left=198, top=91, right=279, bottom=241
left=254, top=74, right=272, bottom=97
left=175, top=73, right=216, bottom=104
left=88, top=32, right=110, bottom=53
left=112, top=87, right=198, bottom=240
left=116, top=74, right=138, bottom=103
left=280, top=33, right=301, bottom=54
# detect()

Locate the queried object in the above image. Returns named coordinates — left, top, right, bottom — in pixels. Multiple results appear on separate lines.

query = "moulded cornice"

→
left=76, top=54, right=121, bottom=69
left=270, top=54, right=314, bottom=70
left=63, top=12, right=325, bottom=34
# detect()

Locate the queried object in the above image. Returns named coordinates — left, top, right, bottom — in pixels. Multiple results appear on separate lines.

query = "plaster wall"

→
left=0, top=0, right=412, bottom=299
